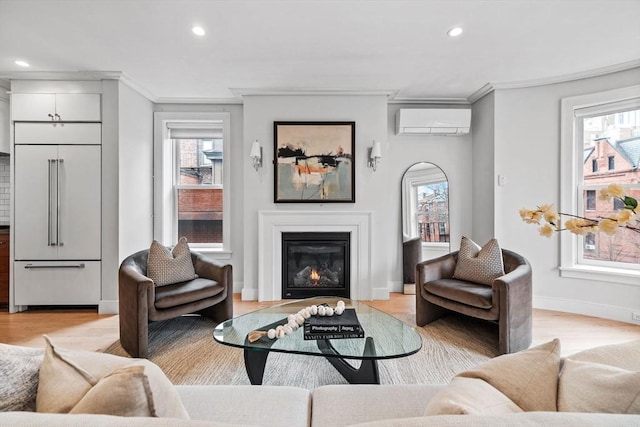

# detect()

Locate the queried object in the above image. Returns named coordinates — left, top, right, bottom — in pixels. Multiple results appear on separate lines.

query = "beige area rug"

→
left=104, top=314, right=498, bottom=388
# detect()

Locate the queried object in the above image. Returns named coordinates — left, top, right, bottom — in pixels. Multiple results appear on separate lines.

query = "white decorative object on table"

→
left=248, top=301, right=349, bottom=342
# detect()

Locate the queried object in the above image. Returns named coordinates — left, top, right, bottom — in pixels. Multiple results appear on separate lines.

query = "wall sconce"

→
left=250, top=140, right=262, bottom=171
left=368, top=141, right=382, bottom=171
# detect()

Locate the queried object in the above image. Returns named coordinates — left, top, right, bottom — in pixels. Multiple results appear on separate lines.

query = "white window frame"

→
left=559, top=85, right=640, bottom=285
left=153, top=112, right=231, bottom=259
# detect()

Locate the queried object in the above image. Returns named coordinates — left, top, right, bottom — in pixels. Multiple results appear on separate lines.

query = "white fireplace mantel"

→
left=257, top=210, right=373, bottom=301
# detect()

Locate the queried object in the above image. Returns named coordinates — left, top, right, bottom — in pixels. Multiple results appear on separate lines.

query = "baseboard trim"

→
left=99, top=300, right=118, bottom=314
left=371, top=287, right=390, bottom=300
left=534, top=296, right=639, bottom=325
left=389, top=280, right=403, bottom=293
left=233, top=281, right=244, bottom=295
left=242, top=287, right=258, bottom=301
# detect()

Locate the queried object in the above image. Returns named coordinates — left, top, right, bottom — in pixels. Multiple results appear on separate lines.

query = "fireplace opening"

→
left=282, top=232, right=350, bottom=299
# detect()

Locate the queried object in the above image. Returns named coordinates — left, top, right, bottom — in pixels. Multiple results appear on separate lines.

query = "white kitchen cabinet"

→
left=14, top=122, right=101, bottom=145
left=11, top=93, right=101, bottom=122
left=14, top=143, right=101, bottom=260
left=13, top=261, right=101, bottom=305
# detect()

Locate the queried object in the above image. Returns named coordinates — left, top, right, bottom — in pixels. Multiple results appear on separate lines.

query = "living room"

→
left=0, top=1, right=639, bottom=425
left=0, top=1, right=638, bottom=322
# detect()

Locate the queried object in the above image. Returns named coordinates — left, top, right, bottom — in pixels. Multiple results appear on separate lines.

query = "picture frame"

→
left=274, top=121, right=355, bottom=203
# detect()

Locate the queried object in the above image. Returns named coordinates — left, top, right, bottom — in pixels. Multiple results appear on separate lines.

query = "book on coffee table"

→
left=303, top=308, right=365, bottom=340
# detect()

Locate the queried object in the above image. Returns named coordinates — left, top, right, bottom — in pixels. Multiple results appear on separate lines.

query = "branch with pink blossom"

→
left=519, top=184, right=638, bottom=237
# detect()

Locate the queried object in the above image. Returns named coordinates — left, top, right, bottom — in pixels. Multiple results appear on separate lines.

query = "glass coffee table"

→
left=213, top=297, right=422, bottom=385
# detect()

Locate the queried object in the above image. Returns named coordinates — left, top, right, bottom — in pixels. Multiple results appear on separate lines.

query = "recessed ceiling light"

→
left=192, top=26, right=205, bottom=36
left=447, top=27, right=463, bottom=37
left=15, top=60, right=30, bottom=67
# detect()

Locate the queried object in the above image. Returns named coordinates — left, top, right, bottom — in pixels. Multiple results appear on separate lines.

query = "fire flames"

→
left=310, top=269, right=320, bottom=282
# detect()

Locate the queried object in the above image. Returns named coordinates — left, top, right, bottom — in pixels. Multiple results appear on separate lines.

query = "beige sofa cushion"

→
left=558, top=359, right=640, bottom=414
left=36, top=335, right=189, bottom=419
left=177, top=385, right=311, bottom=427
left=344, top=413, right=640, bottom=427
left=457, top=339, right=561, bottom=412
left=424, top=377, right=523, bottom=415
left=311, top=384, right=444, bottom=427
left=567, top=339, right=640, bottom=371
left=0, top=412, right=254, bottom=427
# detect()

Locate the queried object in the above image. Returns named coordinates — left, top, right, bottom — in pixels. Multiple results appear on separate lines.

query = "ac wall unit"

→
left=396, top=108, right=471, bottom=135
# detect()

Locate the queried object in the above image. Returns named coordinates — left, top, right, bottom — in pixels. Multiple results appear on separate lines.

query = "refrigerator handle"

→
left=57, top=158, right=64, bottom=247
left=47, top=159, right=55, bottom=246
left=24, top=263, right=86, bottom=269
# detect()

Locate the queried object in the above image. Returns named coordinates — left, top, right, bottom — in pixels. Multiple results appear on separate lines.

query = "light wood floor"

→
left=1, top=293, right=639, bottom=357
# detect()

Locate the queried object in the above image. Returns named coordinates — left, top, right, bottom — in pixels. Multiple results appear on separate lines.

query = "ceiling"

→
left=1, top=0, right=639, bottom=103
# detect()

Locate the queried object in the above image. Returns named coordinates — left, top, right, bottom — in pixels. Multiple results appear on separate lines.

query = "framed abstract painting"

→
left=274, top=121, right=355, bottom=203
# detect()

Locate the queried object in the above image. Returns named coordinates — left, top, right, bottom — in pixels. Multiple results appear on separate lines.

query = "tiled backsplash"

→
left=0, top=157, right=9, bottom=224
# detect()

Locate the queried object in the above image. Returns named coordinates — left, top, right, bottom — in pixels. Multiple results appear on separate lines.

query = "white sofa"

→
left=1, top=338, right=639, bottom=426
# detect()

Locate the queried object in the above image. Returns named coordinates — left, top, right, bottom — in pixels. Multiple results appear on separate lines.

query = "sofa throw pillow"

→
left=424, top=377, right=524, bottom=415
left=0, top=343, right=44, bottom=412
left=567, top=339, right=640, bottom=372
left=558, top=359, right=640, bottom=414
left=457, top=338, right=561, bottom=412
left=147, top=236, right=197, bottom=286
left=36, top=335, right=189, bottom=419
left=452, top=236, right=505, bottom=286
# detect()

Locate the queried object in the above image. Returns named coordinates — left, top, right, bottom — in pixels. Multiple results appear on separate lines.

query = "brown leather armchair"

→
left=416, top=249, right=532, bottom=354
left=118, top=249, right=233, bottom=358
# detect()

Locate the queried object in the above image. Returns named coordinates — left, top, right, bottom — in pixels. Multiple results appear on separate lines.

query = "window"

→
left=175, top=138, right=223, bottom=244
left=585, top=190, right=596, bottom=210
left=153, top=112, right=231, bottom=257
left=613, top=198, right=625, bottom=210
left=584, top=233, right=596, bottom=251
left=560, top=86, right=640, bottom=285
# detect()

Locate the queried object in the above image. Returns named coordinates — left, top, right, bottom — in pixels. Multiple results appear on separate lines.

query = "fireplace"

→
left=282, top=232, right=350, bottom=299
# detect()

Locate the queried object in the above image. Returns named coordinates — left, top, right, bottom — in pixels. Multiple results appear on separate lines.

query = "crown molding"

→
left=388, top=97, right=470, bottom=105
left=230, top=87, right=398, bottom=99
left=0, top=70, right=123, bottom=81
left=153, top=96, right=243, bottom=105
left=1, top=59, right=637, bottom=106
left=468, top=59, right=640, bottom=104
left=117, top=72, right=158, bottom=102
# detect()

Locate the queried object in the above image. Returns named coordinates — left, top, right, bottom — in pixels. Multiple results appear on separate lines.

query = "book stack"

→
left=303, top=308, right=365, bottom=340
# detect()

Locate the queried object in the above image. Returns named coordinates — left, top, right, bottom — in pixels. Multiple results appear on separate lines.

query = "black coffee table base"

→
left=316, top=337, right=380, bottom=384
left=243, top=336, right=380, bottom=385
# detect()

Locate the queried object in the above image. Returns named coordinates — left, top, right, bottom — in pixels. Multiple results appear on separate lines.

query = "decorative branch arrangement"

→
left=520, top=184, right=638, bottom=237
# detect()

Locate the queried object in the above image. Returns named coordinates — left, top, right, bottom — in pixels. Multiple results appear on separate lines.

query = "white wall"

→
left=242, top=95, right=389, bottom=300
left=387, top=104, right=473, bottom=291
left=100, top=80, right=154, bottom=310
left=117, top=82, right=154, bottom=261
left=487, top=67, right=640, bottom=324
left=470, top=93, right=495, bottom=245
left=100, top=80, right=119, bottom=310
